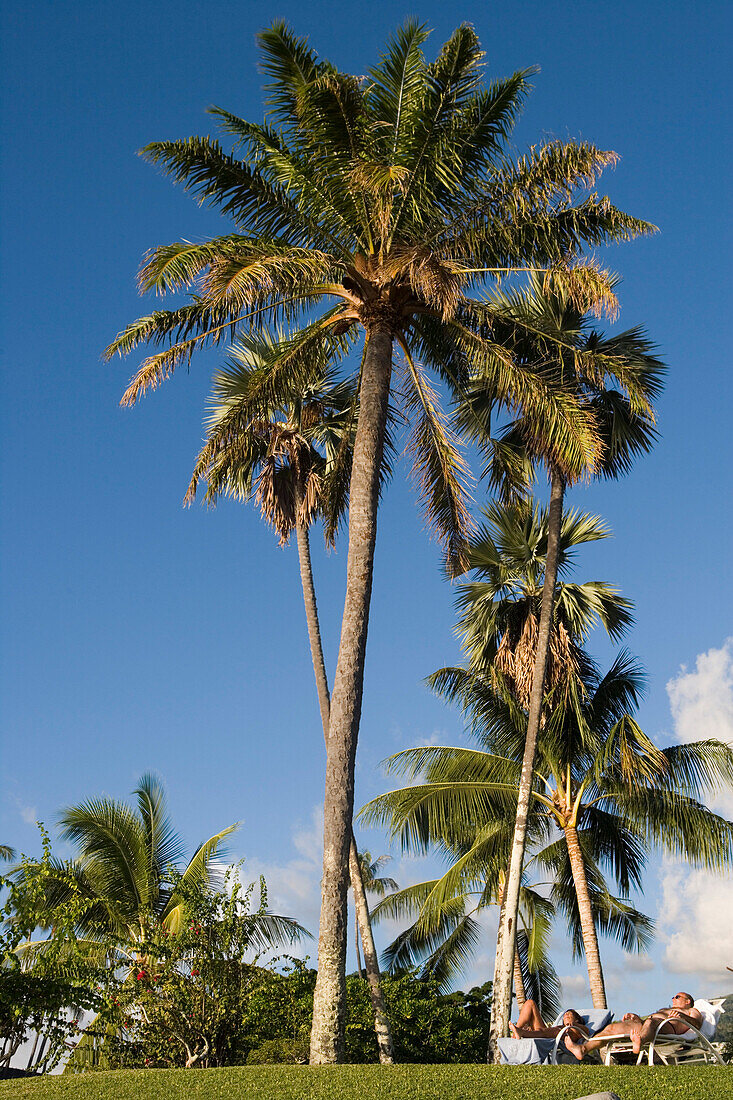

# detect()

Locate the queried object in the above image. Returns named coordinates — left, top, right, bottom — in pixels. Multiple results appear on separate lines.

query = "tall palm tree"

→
left=349, top=851, right=397, bottom=978
left=391, top=650, right=733, bottom=1009
left=361, top=500, right=643, bottom=1000
left=188, top=335, right=396, bottom=1063
left=455, top=274, right=664, bottom=1048
left=187, top=330, right=357, bottom=734
left=105, top=23, right=654, bottom=1060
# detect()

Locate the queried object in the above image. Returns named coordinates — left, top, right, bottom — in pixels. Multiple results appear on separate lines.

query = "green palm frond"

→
left=163, top=822, right=240, bottom=931
left=397, top=345, right=475, bottom=575
left=135, top=773, right=185, bottom=880
left=58, top=798, right=152, bottom=917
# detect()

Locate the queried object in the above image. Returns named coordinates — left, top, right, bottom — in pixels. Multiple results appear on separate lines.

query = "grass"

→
left=3, top=1065, right=732, bottom=1100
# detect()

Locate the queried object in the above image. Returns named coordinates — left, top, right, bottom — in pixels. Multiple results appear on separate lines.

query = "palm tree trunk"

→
left=354, top=910, right=364, bottom=978
left=349, top=840, right=394, bottom=1063
left=295, top=511, right=395, bottom=1061
left=513, top=951, right=526, bottom=1010
left=563, top=823, right=607, bottom=1008
left=294, top=513, right=332, bottom=735
left=488, top=470, right=564, bottom=1061
left=305, top=325, right=394, bottom=1064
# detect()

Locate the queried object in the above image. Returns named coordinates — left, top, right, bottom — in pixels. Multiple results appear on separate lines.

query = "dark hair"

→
left=565, top=1009, right=585, bottom=1025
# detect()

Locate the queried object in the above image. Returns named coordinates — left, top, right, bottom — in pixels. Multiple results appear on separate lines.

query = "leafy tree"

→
left=105, top=21, right=654, bottom=1060
left=242, top=968, right=494, bottom=1065
left=0, top=830, right=112, bottom=1074
left=73, top=869, right=306, bottom=1070
left=454, top=274, right=663, bottom=1047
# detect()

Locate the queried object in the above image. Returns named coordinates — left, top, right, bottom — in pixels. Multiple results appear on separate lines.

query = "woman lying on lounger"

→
left=509, top=999, right=590, bottom=1044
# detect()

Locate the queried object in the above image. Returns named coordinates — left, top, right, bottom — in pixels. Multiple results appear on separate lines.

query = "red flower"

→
left=191, top=969, right=200, bottom=976
left=135, top=970, right=146, bottom=981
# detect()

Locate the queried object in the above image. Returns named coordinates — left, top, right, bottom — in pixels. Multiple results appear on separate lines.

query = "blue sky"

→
left=2, top=0, right=732, bottom=1014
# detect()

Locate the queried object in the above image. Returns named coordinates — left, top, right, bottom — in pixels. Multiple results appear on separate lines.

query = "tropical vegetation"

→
left=104, top=19, right=659, bottom=1061
left=4, top=4, right=731, bottom=1083
left=360, top=502, right=646, bottom=1000
left=455, top=273, right=664, bottom=1048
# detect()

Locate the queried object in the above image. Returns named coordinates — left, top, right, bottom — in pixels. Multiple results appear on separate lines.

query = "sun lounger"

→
left=497, top=1007, right=613, bottom=1065
left=600, top=998, right=725, bottom=1066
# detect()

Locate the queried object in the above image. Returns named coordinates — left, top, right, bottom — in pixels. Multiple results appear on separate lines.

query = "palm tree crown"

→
left=106, top=20, right=652, bottom=572
left=42, top=774, right=238, bottom=947
left=186, top=330, right=358, bottom=546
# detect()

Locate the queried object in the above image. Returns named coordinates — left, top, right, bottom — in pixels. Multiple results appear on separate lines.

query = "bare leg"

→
left=513, top=998, right=545, bottom=1032
left=565, top=1021, right=635, bottom=1062
left=632, top=1013, right=690, bottom=1054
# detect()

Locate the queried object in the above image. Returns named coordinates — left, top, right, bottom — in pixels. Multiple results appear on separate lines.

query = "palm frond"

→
left=397, top=344, right=474, bottom=574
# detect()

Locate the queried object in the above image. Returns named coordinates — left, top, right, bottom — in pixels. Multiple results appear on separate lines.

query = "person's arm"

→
left=669, top=1006, right=702, bottom=1029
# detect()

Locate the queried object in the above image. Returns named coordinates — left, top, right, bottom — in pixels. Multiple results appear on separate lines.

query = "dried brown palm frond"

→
left=546, top=258, right=620, bottom=321
left=494, top=608, right=581, bottom=712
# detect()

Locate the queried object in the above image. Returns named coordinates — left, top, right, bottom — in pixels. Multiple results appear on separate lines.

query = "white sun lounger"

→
left=600, top=998, right=725, bottom=1066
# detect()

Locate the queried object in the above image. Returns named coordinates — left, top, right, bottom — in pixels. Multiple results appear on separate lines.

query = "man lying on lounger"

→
left=565, top=992, right=703, bottom=1060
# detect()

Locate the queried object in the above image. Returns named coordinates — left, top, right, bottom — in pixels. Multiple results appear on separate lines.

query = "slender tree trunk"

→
left=488, top=470, right=564, bottom=1061
left=294, top=507, right=395, bottom=1063
left=294, top=512, right=332, bottom=737
left=349, top=841, right=395, bottom=1063
left=563, top=823, right=607, bottom=1009
left=305, top=325, right=394, bottom=1064
left=513, top=951, right=526, bottom=1010
left=354, top=910, right=364, bottom=978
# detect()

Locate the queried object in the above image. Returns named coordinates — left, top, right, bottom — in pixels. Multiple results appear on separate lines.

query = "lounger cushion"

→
left=497, top=1037, right=555, bottom=1064
left=694, top=998, right=723, bottom=1039
left=552, top=1008, right=613, bottom=1036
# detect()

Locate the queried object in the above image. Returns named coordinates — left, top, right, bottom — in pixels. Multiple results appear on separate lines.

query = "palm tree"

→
left=104, top=23, right=654, bottom=1060
left=187, top=330, right=357, bottom=733
left=188, top=335, right=396, bottom=1062
left=361, top=788, right=565, bottom=1016
left=455, top=273, right=664, bottom=1048
left=349, top=851, right=397, bottom=978
left=0, top=845, right=15, bottom=861
left=24, top=774, right=253, bottom=962
left=360, top=500, right=644, bottom=1001
left=395, top=651, right=733, bottom=1010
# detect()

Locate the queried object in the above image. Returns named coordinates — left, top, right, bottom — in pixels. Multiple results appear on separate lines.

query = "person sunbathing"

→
left=564, top=991, right=702, bottom=1059
left=509, top=999, right=589, bottom=1045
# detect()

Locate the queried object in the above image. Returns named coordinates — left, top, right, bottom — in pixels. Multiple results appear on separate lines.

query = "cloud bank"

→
left=659, top=640, right=733, bottom=988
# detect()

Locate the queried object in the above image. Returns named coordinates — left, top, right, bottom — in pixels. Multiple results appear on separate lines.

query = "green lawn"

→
left=3, top=1065, right=732, bottom=1100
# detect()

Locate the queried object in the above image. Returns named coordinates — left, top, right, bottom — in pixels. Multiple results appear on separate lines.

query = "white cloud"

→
left=558, top=972, right=590, bottom=1002
left=665, top=638, right=733, bottom=817
left=666, top=639, right=733, bottom=745
left=621, top=953, right=655, bottom=973
left=13, top=797, right=38, bottom=825
left=245, top=806, right=324, bottom=947
left=658, top=859, right=733, bottom=990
